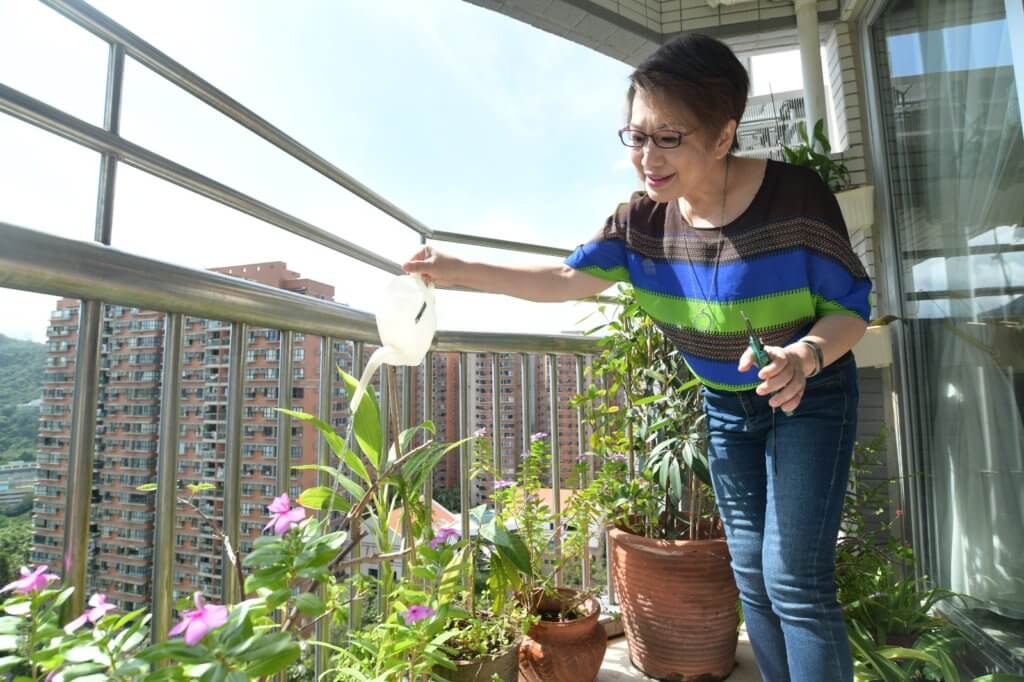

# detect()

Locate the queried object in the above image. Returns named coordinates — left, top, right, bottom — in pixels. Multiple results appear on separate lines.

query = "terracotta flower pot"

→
left=437, top=637, right=520, bottom=682
left=609, top=526, right=739, bottom=681
left=518, top=588, right=607, bottom=682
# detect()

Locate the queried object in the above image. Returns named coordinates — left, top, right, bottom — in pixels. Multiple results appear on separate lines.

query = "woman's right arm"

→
left=402, top=246, right=610, bottom=303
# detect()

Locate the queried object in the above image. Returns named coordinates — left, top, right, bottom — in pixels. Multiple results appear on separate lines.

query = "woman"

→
left=404, top=33, right=870, bottom=682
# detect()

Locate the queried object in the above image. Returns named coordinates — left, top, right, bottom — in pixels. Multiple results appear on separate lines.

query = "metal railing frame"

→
left=1, top=0, right=611, bottom=654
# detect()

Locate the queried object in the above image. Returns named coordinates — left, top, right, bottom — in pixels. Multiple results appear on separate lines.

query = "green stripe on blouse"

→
left=634, top=287, right=817, bottom=334
left=579, top=265, right=631, bottom=283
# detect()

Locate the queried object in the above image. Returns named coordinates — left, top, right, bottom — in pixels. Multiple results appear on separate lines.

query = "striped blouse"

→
left=565, top=159, right=871, bottom=391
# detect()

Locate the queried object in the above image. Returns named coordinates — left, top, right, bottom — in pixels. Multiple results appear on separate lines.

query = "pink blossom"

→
left=530, top=432, right=547, bottom=442
left=264, top=493, right=306, bottom=536
left=401, top=605, right=435, bottom=625
left=430, top=527, right=461, bottom=550
left=168, top=592, right=229, bottom=646
left=494, top=479, right=515, bottom=490
left=473, top=428, right=487, bottom=438
left=1, top=565, right=59, bottom=595
left=64, top=593, right=116, bottom=634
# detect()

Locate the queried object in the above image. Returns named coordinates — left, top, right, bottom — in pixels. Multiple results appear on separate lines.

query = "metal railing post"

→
left=150, top=313, right=183, bottom=642
left=491, top=353, right=501, bottom=511
left=276, top=331, right=294, bottom=497
left=94, top=42, right=123, bottom=244
left=519, top=353, right=531, bottom=460
left=59, top=300, right=103, bottom=623
left=422, top=352, right=434, bottom=505
left=576, top=355, right=591, bottom=590
left=547, top=354, right=562, bottom=588
left=60, top=38, right=124, bottom=622
left=348, top=342, right=364, bottom=630
left=221, top=321, right=247, bottom=604
left=315, top=335, right=334, bottom=674
left=459, top=353, right=472, bottom=588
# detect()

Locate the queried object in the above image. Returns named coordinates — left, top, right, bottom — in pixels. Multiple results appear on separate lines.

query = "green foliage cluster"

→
left=782, top=120, right=852, bottom=193
left=836, top=434, right=1023, bottom=682
left=570, top=285, right=716, bottom=541
left=0, top=514, right=31, bottom=588
left=0, top=335, right=46, bottom=465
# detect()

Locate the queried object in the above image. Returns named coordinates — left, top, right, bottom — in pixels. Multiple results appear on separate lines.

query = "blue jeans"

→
left=703, top=354, right=858, bottom=682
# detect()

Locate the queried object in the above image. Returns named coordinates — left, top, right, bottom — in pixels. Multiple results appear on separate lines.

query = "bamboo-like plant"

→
left=782, top=119, right=852, bottom=192
left=570, top=284, right=718, bottom=541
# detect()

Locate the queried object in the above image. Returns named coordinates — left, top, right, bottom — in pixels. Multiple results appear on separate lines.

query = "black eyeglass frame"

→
left=617, top=127, right=689, bottom=149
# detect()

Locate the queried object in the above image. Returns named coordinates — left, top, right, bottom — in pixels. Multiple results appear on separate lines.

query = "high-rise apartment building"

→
left=31, top=264, right=586, bottom=610
left=31, top=262, right=351, bottom=610
left=430, top=352, right=586, bottom=509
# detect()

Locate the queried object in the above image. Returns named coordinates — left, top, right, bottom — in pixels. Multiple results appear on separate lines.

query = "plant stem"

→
left=177, top=494, right=247, bottom=602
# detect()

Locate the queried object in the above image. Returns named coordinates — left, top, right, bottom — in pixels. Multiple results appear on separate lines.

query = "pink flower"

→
left=401, top=605, right=435, bottom=625
left=530, top=432, right=547, bottom=442
left=895, top=508, right=904, bottom=518
left=1, top=565, right=59, bottom=595
left=473, top=428, right=487, bottom=438
left=430, top=527, right=460, bottom=550
left=64, top=593, right=116, bottom=634
left=494, top=479, right=515, bottom=490
left=168, top=592, right=229, bottom=646
left=264, top=493, right=306, bottom=536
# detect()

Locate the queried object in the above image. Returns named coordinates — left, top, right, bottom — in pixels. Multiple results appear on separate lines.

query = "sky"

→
left=1, top=0, right=647, bottom=343
left=0, top=1, right=811, bottom=345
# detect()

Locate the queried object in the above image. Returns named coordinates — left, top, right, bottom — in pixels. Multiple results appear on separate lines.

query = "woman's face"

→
left=626, top=89, right=721, bottom=203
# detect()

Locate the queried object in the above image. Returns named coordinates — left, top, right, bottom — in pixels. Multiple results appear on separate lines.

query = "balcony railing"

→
left=0, top=0, right=607, bottom=674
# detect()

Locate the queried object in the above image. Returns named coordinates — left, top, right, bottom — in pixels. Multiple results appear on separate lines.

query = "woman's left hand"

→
left=738, top=345, right=808, bottom=413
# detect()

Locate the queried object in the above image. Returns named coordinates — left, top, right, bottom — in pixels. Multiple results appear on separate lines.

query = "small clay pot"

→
left=518, top=588, right=607, bottom=682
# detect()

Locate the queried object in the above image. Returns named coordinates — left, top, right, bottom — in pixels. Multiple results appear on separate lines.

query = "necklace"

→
left=681, top=155, right=730, bottom=331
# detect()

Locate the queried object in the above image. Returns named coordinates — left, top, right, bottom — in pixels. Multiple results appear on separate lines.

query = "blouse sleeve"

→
left=808, top=189, right=872, bottom=321
left=563, top=197, right=634, bottom=284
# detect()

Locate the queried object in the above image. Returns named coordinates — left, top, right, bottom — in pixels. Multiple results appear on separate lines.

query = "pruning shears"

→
left=740, top=310, right=793, bottom=417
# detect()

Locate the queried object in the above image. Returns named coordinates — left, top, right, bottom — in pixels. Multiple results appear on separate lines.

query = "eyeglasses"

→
left=618, top=127, right=688, bottom=149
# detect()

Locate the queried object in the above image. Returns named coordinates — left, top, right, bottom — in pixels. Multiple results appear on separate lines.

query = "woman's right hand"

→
left=402, top=245, right=462, bottom=287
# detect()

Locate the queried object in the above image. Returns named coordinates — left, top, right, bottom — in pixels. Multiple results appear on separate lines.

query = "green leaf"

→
left=293, top=592, right=326, bottom=617
left=338, top=367, right=383, bottom=468
left=298, top=486, right=351, bottom=513
left=65, top=644, right=109, bottom=664
left=482, top=521, right=532, bottom=576
left=275, top=409, right=348, bottom=458
left=0, top=655, right=25, bottom=673
left=239, top=639, right=300, bottom=677
left=136, top=483, right=158, bottom=492
left=244, top=565, right=291, bottom=593
left=343, top=447, right=373, bottom=487
left=668, top=459, right=682, bottom=502
left=0, top=617, right=20, bottom=636
left=0, top=635, right=17, bottom=650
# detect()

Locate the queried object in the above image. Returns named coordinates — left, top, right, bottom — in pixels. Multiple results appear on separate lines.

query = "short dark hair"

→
left=627, top=34, right=749, bottom=151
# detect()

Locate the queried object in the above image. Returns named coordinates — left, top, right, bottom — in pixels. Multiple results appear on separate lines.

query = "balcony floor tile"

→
left=599, top=629, right=762, bottom=681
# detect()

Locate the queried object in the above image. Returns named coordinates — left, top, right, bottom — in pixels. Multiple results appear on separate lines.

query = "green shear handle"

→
left=740, top=310, right=793, bottom=416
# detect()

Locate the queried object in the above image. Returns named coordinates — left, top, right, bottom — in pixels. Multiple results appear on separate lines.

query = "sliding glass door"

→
left=869, top=0, right=1024, bottom=669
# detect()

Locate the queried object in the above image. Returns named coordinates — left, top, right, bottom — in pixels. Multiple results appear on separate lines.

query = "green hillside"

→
left=0, top=334, right=46, bottom=464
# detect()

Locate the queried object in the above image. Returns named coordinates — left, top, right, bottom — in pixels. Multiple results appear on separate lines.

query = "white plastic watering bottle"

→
left=349, top=274, right=436, bottom=416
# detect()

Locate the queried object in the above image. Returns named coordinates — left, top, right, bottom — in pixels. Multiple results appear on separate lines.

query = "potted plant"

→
left=783, top=118, right=874, bottom=232
left=782, top=120, right=890, bottom=370
left=475, top=433, right=608, bottom=682
left=570, top=286, right=739, bottom=680
left=430, top=497, right=535, bottom=682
